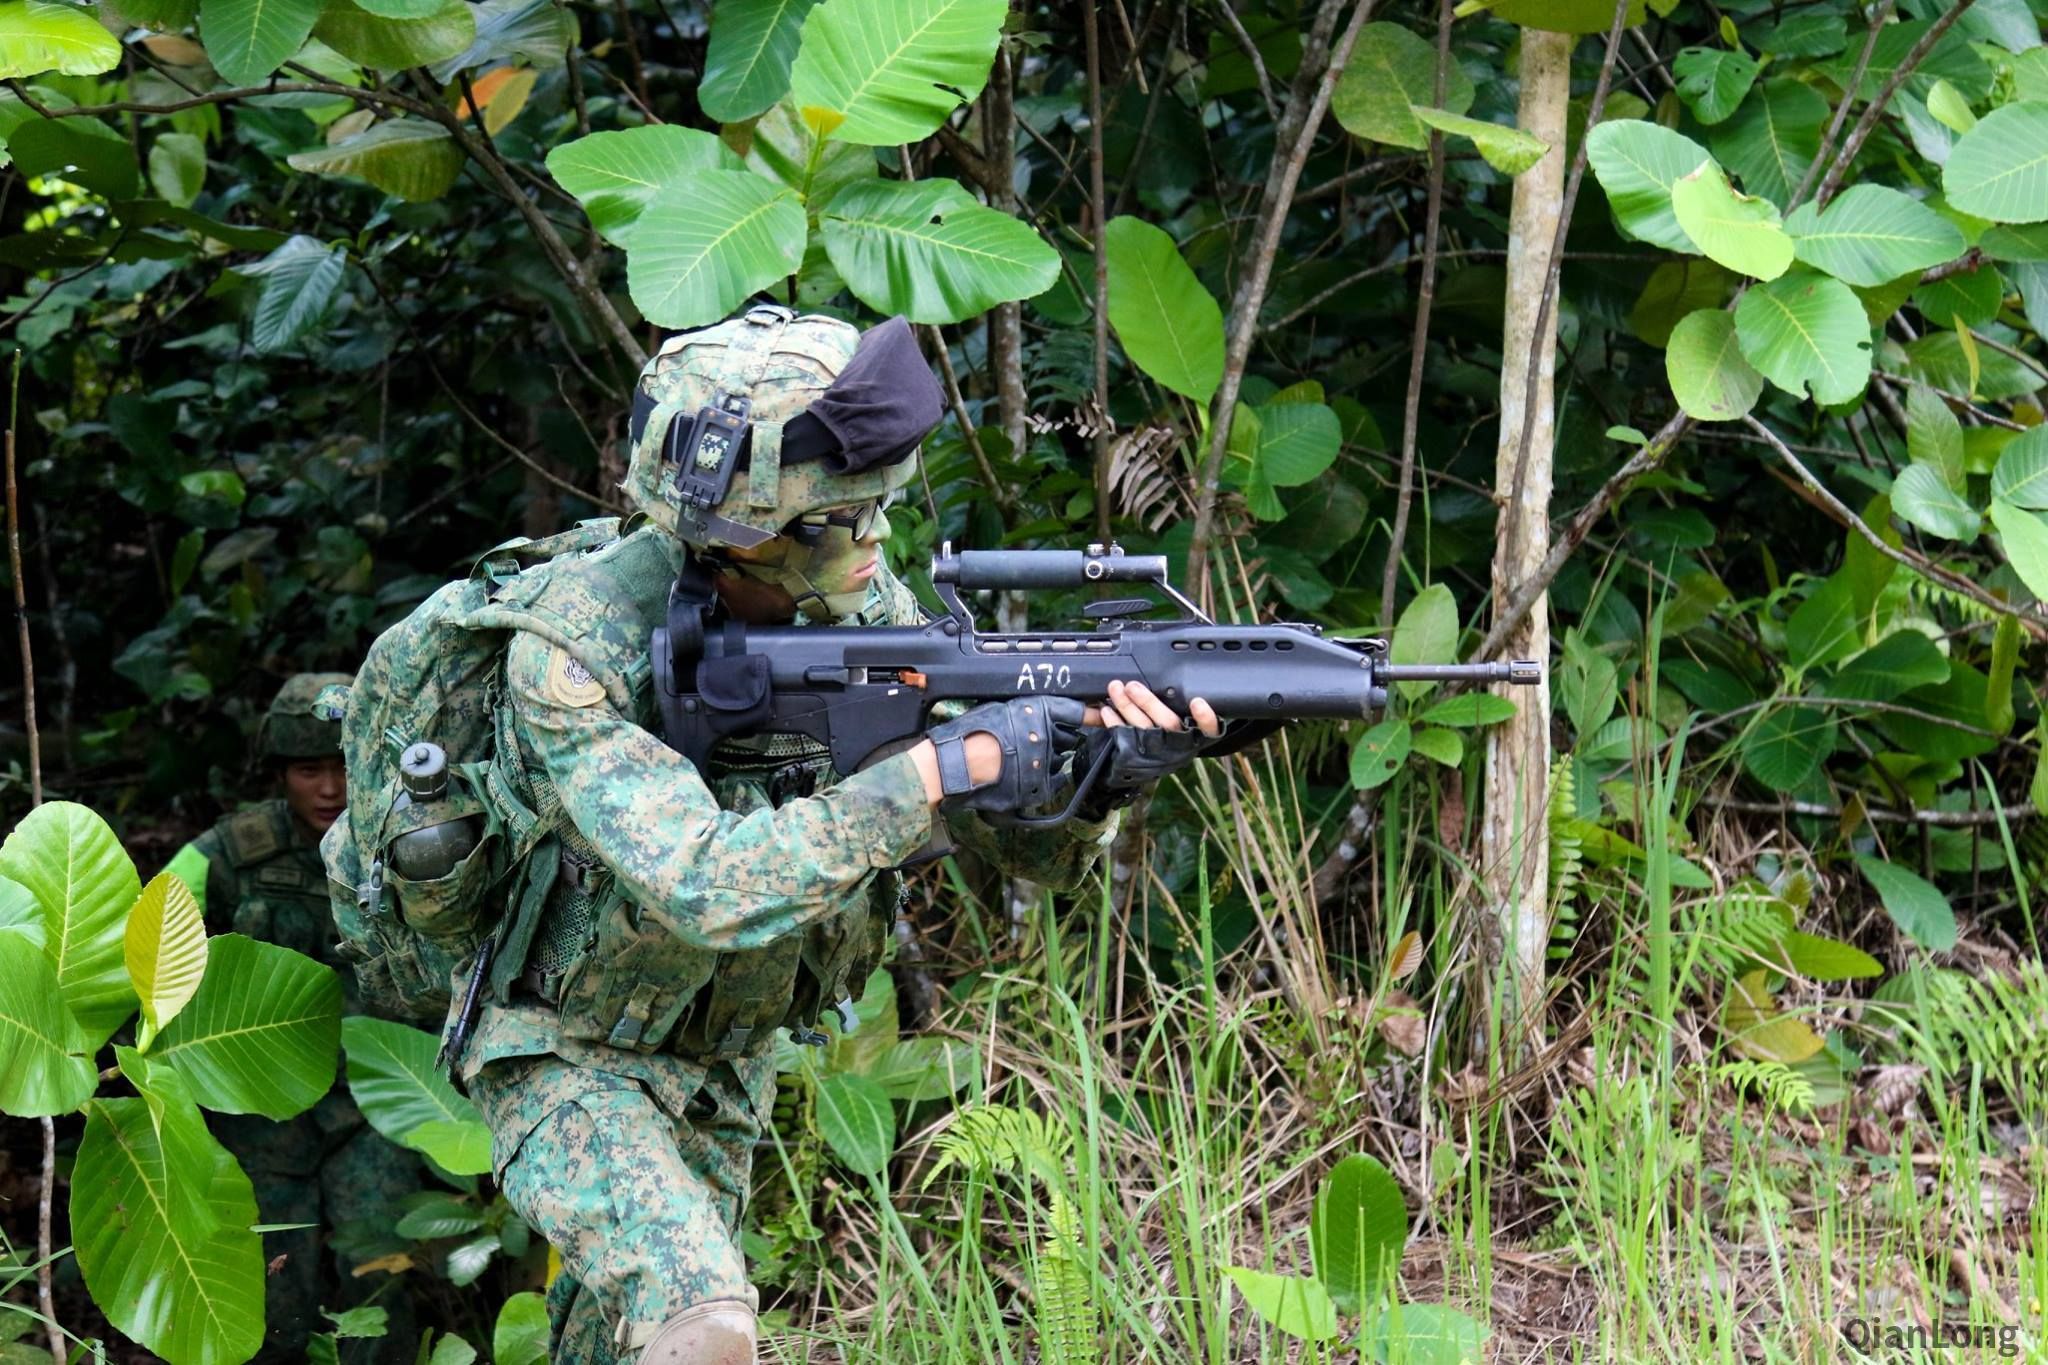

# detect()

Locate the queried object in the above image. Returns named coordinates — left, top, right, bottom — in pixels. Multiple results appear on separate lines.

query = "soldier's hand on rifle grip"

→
left=911, top=697, right=1089, bottom=815
left=1087, top=680, right=1222, bottom=738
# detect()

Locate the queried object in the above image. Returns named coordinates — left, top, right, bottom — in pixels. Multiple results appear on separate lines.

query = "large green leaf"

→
left=1410, top=106, right=1548, bottom=176
left=243, top=234, right=346, bottom=353
left=1630, top=258, right=1732, bottom=346
left=148, top=131, right=206, bottom=207
left=1785, top=574, right=1857, bottom=673
left=814, top=1072, right=893, bottom=1176
left=785, top=0, right=1005, bottom=146
left=1825, top=630, right=1950, bottom=702
left=1783, top=185, right=1966, bottom=288
left=1707, top=78, right=1827, bottom=208
left=312, top=0, right=474, bottom=70
left=0, top=933, right=95, bottom=1117
left=1943, top=102, right=2048, bottom=223
left=1673, top=45, right=1760, bottom=126
left=73, top=1099, right=264, bottom=1365
left=1309, top=1153, right=1407, bottom=1314
left=1891, top=463, right=1981, bottom=541
left=426, top=0, right=572, bottom=78
left=1741, top=704, right=1836, bottom=792
left=8, top=114, right=137, bottom=198
left=287, top=118, right=464, bottom=201
left=0, top=873, right=46, bottom=949
left=1911, top=263, right=2004, bottom=329
left=1331, top=23, right=1476, bottom=152
left=1905, top=383, right=1964, bottom=491
left=1389, top=581, right=1458, bottom=700
left=1586, top=119, right=1714, bottom=253
left=0, top=800, right=140, bottom=1049
left=1854, top=855, right=1957, bottom=951
left=492, top=1293, right=549, bottom=1365
left=1244, top=400, right=1340, bottom=521
left=1665, top=308, right=1763, bottom=421
left=0, top=0, right=122, bottom=79
left=820, top=177, right=1059, bottom=324
left=116, top=1044, right=223, bottom=1237
left=342, top=1015, right=492, bottom=1172
left=625, top=169, right=806, bottom=327
left=1224, top=1268, right=1338, bottom=1342
left=1733, top=269, right=1872, bottom=404
left=546, top=126, right=742, bottom=246
left=198, top=0, right=323, bottom=83
left=1348, top=718, right=1412, bottom=790
left=1724, top=970, right=1827, bottom=1063
left=125, top=870, right=207, bottom=1048
left=1104, top=215, right=1223, bottom=404
left=865, top=1038, right=975, bottom=1101
left=699, top=0, right=817, bottom=123
left=1990, top=498, right=2048, bottom=599
left=152, top=933, right=341, bottom=1119
left=1991, top=424, right=2048, bottom=509
left=1672, top=159, right=1793, bottom=280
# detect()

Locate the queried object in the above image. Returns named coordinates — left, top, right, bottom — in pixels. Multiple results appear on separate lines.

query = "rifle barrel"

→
left=1379, top=660, right=1543, bottom=685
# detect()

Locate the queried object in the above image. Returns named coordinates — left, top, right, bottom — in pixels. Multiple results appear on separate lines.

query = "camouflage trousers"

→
left=215, top=1087, right=424, bottom=1364
left=470, top=1051, right=766, bottom=1361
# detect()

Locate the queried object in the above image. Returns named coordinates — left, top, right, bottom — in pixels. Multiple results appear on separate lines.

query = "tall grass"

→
left=764, top=700, right=2047, bottom=1364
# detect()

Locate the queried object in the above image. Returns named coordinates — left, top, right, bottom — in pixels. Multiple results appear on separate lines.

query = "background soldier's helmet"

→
left=622, top=306, right=944, bottom=549
left=258, top=672, right=353, bottom=760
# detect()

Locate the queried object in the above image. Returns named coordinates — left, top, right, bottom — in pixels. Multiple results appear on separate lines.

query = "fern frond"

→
left=1548, top=757, right=1585, bottom=962
left=1033, top=1236, right=1097, bottom=1365
left=1714, top=1059, right=1816, bottom=1115
left=923, top=1104, right=1074, bottom=1190
left=1871, top=963, right=2048, bottom=1102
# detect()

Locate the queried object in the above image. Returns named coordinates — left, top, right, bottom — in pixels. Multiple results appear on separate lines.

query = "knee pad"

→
left=632, top=1298, right=758, bottom=1365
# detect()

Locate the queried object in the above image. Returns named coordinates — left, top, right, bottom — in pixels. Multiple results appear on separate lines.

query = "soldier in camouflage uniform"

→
left=427, top=307, right=1218, bottom=1364
left=169, top=674, right=423, bottom=1363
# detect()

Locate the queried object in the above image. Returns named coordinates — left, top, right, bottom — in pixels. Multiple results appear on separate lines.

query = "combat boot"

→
left=633, top=1298, right=758, bottom=1365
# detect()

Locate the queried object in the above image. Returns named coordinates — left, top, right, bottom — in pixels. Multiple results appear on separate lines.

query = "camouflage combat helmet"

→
left=258, top=672, right=353, bottom=760
left=623, top=305, right=941, bottom=549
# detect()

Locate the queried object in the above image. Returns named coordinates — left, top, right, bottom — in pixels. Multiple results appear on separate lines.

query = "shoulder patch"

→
left=548, top=647, right=607, bottom=708
left=219, top=802, right=293, bottom=868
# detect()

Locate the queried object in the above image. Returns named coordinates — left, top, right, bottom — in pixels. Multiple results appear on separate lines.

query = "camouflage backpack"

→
left=322, top=519, right=622, bottom=1023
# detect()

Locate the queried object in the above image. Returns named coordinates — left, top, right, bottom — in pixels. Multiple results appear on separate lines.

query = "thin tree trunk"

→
left=1479, top=28, right=1568, bottom=1062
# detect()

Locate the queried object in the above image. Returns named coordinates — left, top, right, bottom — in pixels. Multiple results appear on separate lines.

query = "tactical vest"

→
left=483, top=529, right=894, bottom=1060
left=212, top=801, right=336, bottom=966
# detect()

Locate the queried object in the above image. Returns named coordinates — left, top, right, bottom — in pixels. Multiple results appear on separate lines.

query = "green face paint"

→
left=725, top=506, right=891, bottom=623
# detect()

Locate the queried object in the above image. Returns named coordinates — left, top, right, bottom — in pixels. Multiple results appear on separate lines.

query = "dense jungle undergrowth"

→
left=3, top=0, right=2048, bottom=1359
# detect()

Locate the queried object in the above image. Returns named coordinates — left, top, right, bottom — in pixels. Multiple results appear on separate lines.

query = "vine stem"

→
left=1186, top=0, right=1379, bottom=595
left=1742, top=415, right=2048, bottom=639
left=1812, top=0, right=1978, bottom=210
left=1379, top=0, right=1453, bottom=622
left=7, top=350, right=59, bottom=1364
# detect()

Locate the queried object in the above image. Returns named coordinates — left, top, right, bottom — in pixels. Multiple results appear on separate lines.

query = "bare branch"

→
left=1812, top=0, right=1978, bottom=209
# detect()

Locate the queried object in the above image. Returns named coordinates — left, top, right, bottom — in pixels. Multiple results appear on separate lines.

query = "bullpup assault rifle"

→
left=654, top=542, right=1542, bottom=825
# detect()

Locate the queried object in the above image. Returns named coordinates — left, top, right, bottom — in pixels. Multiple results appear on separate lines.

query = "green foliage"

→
left=545, top=126, right=742, bottom=246
left=1332, top=24, right=1476, bottom=151
left=1104, top=215, right=1224, bottom=403
left=151, top=934, right=343, bottom=1117
left=0, top=0, right=122, bottom=77
left=787, top=0, right=1004, bottom=145
left=0, top=802, right=140, bottom=1048
left=341, top=1016, right=494, bottom=1174
left=820, top=178, right=1059, bottom=324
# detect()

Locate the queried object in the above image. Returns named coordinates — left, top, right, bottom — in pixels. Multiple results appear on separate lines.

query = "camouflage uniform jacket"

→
left=460, top=525, right=1119, bottom=1147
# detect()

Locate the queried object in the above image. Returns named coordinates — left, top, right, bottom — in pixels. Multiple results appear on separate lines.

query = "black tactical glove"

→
left=925, top=697, right=1090, bottom=817
left=1069, top=720, right=1230, bottom=820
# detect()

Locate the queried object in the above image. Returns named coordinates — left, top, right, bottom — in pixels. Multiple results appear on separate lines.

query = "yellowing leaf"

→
left=800, top=104, right=845, bottom=139
left=1387, top=929, right=1423, bottom=982
left=1955, top=318, right=1981, bottom=398
left=125, top=871, right=207, bottom=1047
left=460, top=64, right=539, bottom=134
left=1723, top=970, right=1826, bottom=1063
